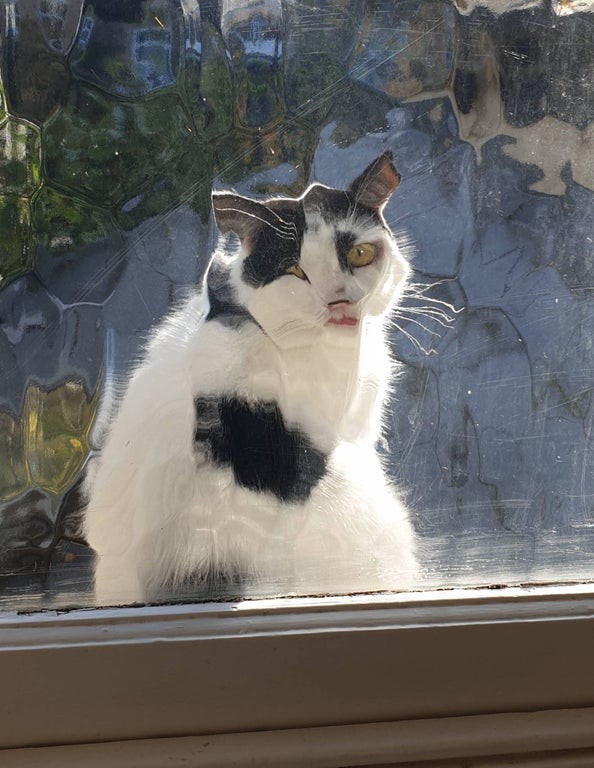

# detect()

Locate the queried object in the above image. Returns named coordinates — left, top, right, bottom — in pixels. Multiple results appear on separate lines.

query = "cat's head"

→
left=212, top=153, right=410, bottom=348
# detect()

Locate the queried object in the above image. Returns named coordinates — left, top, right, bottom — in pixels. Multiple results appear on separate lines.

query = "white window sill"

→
left=1, top=584, right=594, bottom=765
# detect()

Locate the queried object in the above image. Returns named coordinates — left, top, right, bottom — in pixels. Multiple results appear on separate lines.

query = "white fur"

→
left=84, top=201, right=418, bottom=605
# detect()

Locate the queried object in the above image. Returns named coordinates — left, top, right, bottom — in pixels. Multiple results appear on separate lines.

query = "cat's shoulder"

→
left=147, top=291, right=207, bottom=350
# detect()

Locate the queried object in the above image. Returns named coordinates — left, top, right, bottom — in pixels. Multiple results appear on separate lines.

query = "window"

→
left=0, top=1, right=593, bottom=763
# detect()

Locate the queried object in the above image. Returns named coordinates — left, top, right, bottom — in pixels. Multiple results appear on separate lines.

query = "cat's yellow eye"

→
left=286, top=264, right=308, bottom=281
left=347, top=242, right=377, bottom=268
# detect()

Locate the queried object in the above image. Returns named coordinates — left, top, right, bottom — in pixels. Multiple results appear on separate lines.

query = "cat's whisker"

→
left=392, top=315, right=443, bottom=339
left=398, top=306, right=455, bottom=328
left=404, top=289, right=457, bottom=307
left=391, top=313, right=443, bottom=339
left=406, top=299, right=456, bottom=313
left=404, top=283, right=465, bottom=314
left=403, top=305, right=453, bottom=322
left=404, top=295, right=461, bottom=313
left=392, top=321, right=438, bottom=356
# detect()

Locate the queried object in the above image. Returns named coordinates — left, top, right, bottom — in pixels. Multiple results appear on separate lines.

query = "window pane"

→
left=0, top=0, right=592, bottom=610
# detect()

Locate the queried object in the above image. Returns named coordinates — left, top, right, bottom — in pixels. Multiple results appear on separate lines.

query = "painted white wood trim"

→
left=2, top=708, right=594, bottom=768
left=2, top=582, right=594, bottom=648
left=1, top=584, right=593, bottom=750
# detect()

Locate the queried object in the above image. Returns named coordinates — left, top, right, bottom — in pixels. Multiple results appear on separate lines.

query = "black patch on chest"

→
left=194, top=396, right=327, bottom=502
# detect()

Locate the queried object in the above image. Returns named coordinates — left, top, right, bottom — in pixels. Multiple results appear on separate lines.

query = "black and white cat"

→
left=84, top=152, right=418, bottom=605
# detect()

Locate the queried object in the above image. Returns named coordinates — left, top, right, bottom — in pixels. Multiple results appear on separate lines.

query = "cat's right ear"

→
left=349, top=152, right=401, bottom=211
left=212, top=193, right=274, bottom=250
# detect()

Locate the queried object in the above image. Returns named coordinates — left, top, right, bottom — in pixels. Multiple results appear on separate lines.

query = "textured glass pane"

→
left=0, top=0, right=592, bottom=610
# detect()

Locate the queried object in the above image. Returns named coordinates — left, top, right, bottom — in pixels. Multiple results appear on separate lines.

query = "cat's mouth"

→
left=326, top=301, right=359, bottom=328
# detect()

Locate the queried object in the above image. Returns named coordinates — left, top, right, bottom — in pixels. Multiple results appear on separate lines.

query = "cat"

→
left=83, top=152, right=418, bottom=605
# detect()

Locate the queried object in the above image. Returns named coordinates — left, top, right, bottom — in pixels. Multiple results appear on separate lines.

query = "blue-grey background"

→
left=0, top=0, right=592, bottom=609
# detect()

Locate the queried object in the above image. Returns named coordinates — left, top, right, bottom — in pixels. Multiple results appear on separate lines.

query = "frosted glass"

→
left=0, top=0, right=592, bottom=609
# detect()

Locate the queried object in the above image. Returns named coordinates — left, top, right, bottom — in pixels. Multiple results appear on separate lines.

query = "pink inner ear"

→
left=350, top=153, right=401, bottom=210
left=377, top=160, right=401, bottom=194
left=240, top=232, right=254, bottom=251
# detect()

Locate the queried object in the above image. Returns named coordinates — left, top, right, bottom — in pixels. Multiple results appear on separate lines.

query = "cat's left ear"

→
left=212, top=193, right=277, bottom=249
left=349, top=152, right=401, bottom=211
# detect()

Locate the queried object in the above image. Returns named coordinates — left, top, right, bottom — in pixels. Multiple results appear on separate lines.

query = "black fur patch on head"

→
left=194, top=396, right=327, bottom=502
left=303, top=185, right=382, bottom=228
left=214, top=155, right=398, bottom=289
left=334, top=230, right=357, bottom=274
left=241, top=201, right=305, bottom=288
left=302, top=185, right=383, bottom=275
left=206, top=259, right=253, bottom=328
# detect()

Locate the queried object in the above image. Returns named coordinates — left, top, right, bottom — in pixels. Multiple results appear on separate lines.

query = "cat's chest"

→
left=190, top=343, right=363, bottom=505
left=148, top=321, right=381, bottom=504
left=190, top=322, right=359, bottom=448
left=191, top=342, right=351, bottom=503
left=241, top=336, right=359, bottom=446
